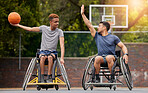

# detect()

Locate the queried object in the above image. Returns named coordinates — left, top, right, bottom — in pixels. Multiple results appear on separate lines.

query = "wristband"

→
left=124, top=53, right=128, bottom=56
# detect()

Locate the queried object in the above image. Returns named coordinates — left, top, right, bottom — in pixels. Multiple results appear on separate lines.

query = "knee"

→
left=48, top=56, right=53, bottom=61
left=40, top=56, right=46, bottom=61
left=106, top=55, right=115, bottom=64
left=94, top=56, right=102, bottom=64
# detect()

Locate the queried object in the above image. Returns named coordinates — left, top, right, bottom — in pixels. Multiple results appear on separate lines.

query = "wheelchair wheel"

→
left=120, top=58, right=133, bottom=90
left=82, top=57, right=94, bottom=90
left=22, top=58, right=34, bottom=90
left=57, top=58, right=71, bottom=90
left=22, top=57, right=36, bottom=90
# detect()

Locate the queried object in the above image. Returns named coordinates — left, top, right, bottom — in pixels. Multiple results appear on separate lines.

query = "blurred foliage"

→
left=0, top=0, right=41, bottom=57
left=0, top=0, right=148, bottom=57
left=60, top=33, right=97, bottom=57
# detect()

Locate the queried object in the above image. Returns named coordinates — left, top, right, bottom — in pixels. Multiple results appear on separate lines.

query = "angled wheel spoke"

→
left=82, top=57, right=94, bottom=90
left=22, top=57, right=36, bottom=90
left=57, top=58, right=70, bottom=90
left=120, top=57, right=133, bottom=90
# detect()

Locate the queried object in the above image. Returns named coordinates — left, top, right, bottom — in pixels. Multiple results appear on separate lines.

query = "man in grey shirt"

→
left=11, top=14, right=65, bottom=83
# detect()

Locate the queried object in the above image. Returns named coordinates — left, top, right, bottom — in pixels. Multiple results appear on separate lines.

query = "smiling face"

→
left=50, top=18, right=59, bottom=30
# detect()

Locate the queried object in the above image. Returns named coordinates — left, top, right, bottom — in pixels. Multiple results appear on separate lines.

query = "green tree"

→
left=1, top=0, right=148, bottom=57
left=0, top=0, right=41, bottom=57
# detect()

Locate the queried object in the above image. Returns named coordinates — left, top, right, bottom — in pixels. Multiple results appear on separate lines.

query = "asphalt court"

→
left=0, top=87, right=148, bottom=93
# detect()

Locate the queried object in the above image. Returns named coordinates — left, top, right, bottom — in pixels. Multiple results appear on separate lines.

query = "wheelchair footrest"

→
left=85, top=83, right=122, bottom=86
left=38, top=85, right=54, bottom=88
left=27, top=83, right=66, bottom=85
left=32, top=74, right=37, bottom=77
left=56, top=74, right=62, bottom=77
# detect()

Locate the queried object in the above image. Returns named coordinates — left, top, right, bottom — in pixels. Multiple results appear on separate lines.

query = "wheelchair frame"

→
left=22, top=53, right=70, bottom=91
left=82, top=50, right=133, bottom=91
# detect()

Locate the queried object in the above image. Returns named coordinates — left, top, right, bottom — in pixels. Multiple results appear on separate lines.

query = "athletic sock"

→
left=95, top=74, right=100, bottom=80
left=95, top=74, right=100, bottom=84
left=41, top=74, right=44, bottom=82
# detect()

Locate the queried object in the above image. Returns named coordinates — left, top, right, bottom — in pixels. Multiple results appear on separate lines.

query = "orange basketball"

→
left=8, top=12, right=21, bottom=24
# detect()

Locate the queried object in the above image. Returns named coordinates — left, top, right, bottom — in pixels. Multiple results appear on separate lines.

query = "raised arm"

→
left=10, top=23, right=40, bottom=32
left=81, top=5, right=96, bottom=37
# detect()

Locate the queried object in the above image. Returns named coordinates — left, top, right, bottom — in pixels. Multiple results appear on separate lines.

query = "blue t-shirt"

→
left=94, top=32, right=120, bottom=56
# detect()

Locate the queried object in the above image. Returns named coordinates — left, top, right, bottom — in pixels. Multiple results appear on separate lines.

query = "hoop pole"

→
left=19, top=32, right=21, bottom=70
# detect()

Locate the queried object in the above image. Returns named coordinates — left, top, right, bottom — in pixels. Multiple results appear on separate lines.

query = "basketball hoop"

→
left=89, top=5, right=128, bottom=28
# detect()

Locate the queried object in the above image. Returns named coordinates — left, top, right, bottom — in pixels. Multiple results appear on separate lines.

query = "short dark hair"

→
left=100, top=21, right=110, bottom=31
left=48, top=14, right=59, bottom=21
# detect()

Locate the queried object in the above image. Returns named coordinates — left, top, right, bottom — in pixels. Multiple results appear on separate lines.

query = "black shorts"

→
left=99, top=55, right=117, bottom=67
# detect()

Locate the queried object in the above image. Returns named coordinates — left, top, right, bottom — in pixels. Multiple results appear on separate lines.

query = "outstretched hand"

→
left=81, top=5, right=84, bottom=15
left=10, top=23, right=19, bottom=27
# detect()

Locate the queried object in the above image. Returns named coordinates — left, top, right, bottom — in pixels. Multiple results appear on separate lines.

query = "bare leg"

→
left=39, top=55, right=47, bottom=74
left=106, top=55, right=115, bottom=73
left=39, top=54, right=47, bottom=83
left=94, top=56, right=104, bottom=74
left=47, top=53, right=55, bottom=75
left=106, top=55, right=115, bottom=82
left=93, top=56, right=104, bottom=83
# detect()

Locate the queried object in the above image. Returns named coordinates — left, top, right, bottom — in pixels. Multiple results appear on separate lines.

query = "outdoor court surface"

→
left=0, top=88, right=148, bottom=93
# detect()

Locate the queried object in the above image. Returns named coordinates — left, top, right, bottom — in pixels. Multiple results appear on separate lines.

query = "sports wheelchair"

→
left=82, top=50, right=133, bottom=91
left=22, top=50, right=70, bottom=91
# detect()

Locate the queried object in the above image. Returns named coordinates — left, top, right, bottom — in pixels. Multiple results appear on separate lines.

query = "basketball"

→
left=8, top=12, right=21, bottom=24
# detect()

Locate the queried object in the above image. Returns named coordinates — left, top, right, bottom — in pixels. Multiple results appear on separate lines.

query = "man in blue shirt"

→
left=81, top=5, right=128, bottom=83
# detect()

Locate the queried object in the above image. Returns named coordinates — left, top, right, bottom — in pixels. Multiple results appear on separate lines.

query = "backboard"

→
left=89, top=5, right=128, bottom=28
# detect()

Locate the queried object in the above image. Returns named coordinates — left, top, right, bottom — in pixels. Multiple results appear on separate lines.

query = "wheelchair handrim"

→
left=120, top=58, right=133, bottom=90
left=82, top=57, right=94, bottom=90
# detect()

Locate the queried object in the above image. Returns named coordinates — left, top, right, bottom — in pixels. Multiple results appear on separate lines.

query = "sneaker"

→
left=46, top=79, right=53, bottom=83
left=95, top=78, right=100, bottom=83
left=108, top=79, right=115, bottom=83
left=93, top=78, right=100, bottom=87
left=38, top=79, right=45, bottom=83
left=40, top=80, right=45, bottom=83
left=91, top=77, right=100, bottom=83
left=40, top=74, right=45, bottom=83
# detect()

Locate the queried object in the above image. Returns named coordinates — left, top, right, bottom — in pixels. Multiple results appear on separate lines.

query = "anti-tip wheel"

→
left=55, top=85, right=59, bottom=90
left=37, top=86, right=41, bottom=91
